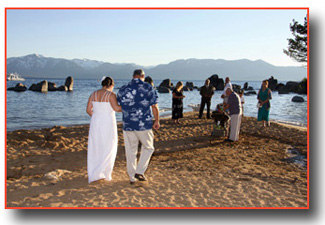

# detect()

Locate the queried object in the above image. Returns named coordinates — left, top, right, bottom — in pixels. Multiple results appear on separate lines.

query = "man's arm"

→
left=209, top=86, right=215, bottom=97
left=151, top=104, right=160, bottom=130
left=223, top=103, right=230, bottom=111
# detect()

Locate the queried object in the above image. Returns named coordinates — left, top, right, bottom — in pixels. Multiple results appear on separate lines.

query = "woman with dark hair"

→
left=257, top=80, right=272, bottom=127
left=172, top=81, right=185, bottom=124
left=86, top=76, right=122, bottom=183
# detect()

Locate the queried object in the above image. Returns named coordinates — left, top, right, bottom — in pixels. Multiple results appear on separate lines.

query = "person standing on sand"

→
left=221, top=77, right=232, bottom=104
left=199, top=79, right=215, bottom=119
left=239, top=90, right=245, bottom=117
left=257, top=80, right=272, bottom=127
left=223, top=88, right=242, bottom=142
left=86, top=77, right=122, bottom=183
left=172, top=81, right=185, bottom=124
left=117, top=69, right=160, bottom=185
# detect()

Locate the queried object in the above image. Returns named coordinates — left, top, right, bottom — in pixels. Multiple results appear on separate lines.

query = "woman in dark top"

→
left=172, top=81, right=185, bottom=124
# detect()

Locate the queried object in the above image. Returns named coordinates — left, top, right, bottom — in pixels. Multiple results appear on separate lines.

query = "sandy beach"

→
left=6, top=112, right=308, bottom=208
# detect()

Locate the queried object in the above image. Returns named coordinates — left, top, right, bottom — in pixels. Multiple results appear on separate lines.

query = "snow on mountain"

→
left=7, top=54, right=48, bottom=69
left=72, top=58, right=105, bottom=69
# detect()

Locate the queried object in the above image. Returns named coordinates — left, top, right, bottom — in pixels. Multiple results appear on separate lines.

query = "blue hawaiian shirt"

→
left=117, top=79, right=159, bottom=131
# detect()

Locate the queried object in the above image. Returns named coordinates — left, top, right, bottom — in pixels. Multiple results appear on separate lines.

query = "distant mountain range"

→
left=6, top=54, right=307, bottom=81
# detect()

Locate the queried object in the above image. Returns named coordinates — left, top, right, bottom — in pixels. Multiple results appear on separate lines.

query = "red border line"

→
left=4, top=7, right=309, bottom=210
left=4, top=8, right=7, bottom=210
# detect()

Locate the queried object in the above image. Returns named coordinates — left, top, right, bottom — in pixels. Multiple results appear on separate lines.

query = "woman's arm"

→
left=109, top=92, right=122, bottom=112
left=86, top=93, right=94, bottom=116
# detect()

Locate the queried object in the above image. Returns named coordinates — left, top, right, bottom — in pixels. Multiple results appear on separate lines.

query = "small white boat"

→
left=7, top=73, right=25, bottom=81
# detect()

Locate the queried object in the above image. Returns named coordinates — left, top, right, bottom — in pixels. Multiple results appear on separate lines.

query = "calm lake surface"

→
left=6, top=78, right=308, bottom=131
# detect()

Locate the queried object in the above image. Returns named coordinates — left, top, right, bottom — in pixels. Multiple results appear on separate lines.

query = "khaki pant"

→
left=229, top=114, right=242, bottom=141
left=123, top=129, right=155, bottom=182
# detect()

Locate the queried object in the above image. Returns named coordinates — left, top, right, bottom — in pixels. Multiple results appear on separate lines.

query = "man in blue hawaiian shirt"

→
left=117, top=69, right=160, bottom=184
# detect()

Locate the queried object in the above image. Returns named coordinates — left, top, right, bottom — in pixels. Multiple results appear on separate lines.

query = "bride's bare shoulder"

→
left=109, top=92, right=117, bottom=98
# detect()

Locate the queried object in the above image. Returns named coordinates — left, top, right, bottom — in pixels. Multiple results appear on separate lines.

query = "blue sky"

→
left=6, top=9, right=307, bottom=67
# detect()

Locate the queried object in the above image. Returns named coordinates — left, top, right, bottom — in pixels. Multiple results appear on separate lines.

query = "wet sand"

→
left=6, top=112, right=308, bottom=208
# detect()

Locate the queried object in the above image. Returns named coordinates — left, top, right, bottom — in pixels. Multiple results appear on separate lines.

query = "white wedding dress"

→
left=87, top=91, right=117, bottom=183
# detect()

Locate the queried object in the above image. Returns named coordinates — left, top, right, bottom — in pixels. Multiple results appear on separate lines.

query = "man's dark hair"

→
left=133, top=69, right=144, bottom=77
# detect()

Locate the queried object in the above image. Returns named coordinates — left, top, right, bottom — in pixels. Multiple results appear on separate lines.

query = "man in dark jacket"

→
left=199, top=79, right=215, bottom=119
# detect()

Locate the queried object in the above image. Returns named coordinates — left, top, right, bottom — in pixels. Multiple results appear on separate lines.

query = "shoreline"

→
left=6, top=112, right=308, bottom=208
left=271, top=120, right=307, bottom=131
left=6, top=111, right=307, bottom=133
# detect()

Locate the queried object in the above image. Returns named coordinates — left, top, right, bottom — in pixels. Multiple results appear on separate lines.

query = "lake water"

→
left=6, top=78, right=308, bottom=131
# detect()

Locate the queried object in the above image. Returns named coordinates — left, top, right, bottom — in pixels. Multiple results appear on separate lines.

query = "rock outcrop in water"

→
left=185, top=82, right=194, bottom=89
left=157, top=79, right=172, bottom=93
left=29, top=80, right=48, bottom=92
left=292, top=96, right=305, bottom=102
left=144, top=76, right=154, bottom=87
left=208, top=74, right=224, bottom=90
left=7, top=76, right=74, bottom=93
left=48, top=82, right=57, bottom=91
left=156, top=86, right=171, bottom=93
left=65, top=76, right=74, bottom=92
left=7, top=83, right=28, bottom=92
left=159, top=79, right=173, bottom=89
left=277, top=80, right=307, bottom=95
left=268, top=76, right=278, bottom=91
left=157, top=79, right=198, bottom=93
left=57, top=85, right=68, bottom=91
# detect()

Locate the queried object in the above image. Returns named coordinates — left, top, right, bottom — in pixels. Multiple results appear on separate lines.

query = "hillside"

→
left=6, top=54, right=307, bottom=81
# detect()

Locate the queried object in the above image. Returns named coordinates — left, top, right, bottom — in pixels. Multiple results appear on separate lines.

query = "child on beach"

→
left=172, top=81, right=185, bottom=124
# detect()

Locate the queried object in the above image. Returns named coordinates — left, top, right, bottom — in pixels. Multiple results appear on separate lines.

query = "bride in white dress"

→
left=86, top=77, right=122, bottom=183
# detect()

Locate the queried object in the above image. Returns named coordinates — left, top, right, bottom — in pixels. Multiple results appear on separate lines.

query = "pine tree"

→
left=283, top=15, right=308, bottom=65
